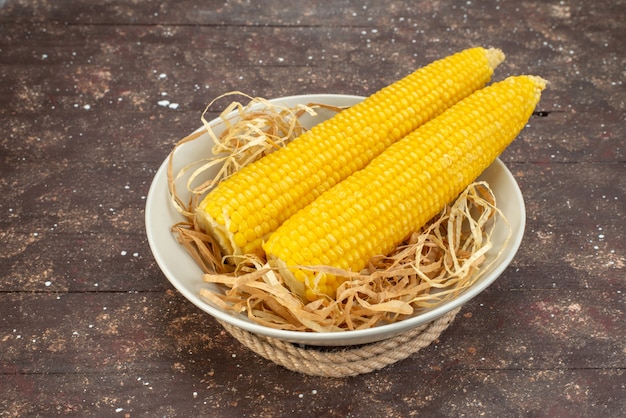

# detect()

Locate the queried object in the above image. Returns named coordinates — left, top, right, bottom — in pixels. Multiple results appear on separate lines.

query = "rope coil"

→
left=219, top=306, right=461, bottom=378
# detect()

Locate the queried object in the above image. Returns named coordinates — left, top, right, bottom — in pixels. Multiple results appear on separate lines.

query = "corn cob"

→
left=197, top=47, right=505, bottom=257
left=263, top=75, right=546, bottom=301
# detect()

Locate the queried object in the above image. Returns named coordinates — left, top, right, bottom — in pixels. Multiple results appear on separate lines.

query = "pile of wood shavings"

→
left=168, top=93, right=511, bottom=332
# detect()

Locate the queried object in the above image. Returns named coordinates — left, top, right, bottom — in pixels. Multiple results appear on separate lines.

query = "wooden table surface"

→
left=1, top=0, right=624, bottom=416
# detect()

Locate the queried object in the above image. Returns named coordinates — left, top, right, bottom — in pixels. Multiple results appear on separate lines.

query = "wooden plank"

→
left=2, top=287, right=623, bottom=372
left=2, top=0, right=624, bottom=34
left=1, top=368, right=623, bottom=417
left=1, top=20, right=622, bottom=103
left=1, top=290, right=624, bottom=415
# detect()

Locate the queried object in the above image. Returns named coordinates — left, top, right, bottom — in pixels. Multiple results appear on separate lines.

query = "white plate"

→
left=145, top=94, right=526, bottom=346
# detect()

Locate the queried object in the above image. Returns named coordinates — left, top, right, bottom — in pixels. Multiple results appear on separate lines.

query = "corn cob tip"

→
left=503, top=75, right=548, bottom=103
left=485, top=48, right=506, bottom=70
left=528, top=75, right=549, bottom=90
left=527, top=75, right=548, bottom=105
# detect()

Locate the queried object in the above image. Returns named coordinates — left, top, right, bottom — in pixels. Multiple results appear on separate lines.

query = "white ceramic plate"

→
left=145, top=94, right=526, bottom=346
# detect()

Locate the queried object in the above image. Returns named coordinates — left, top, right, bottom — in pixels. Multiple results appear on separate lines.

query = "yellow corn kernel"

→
left=197, top=47, right=505, bottom=258
left=264, top=75, right=547, bottom=301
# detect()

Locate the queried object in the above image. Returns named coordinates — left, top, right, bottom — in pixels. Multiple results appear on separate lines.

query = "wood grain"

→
left=1, top=0, right=624, bottom=416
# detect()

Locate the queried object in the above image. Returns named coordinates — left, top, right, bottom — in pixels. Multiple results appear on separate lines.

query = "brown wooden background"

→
left=1, top=0, right=624, bottom=416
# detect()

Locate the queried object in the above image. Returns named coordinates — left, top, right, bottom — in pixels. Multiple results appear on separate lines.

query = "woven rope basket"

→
left=219, top=306, right=461, bottom=378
